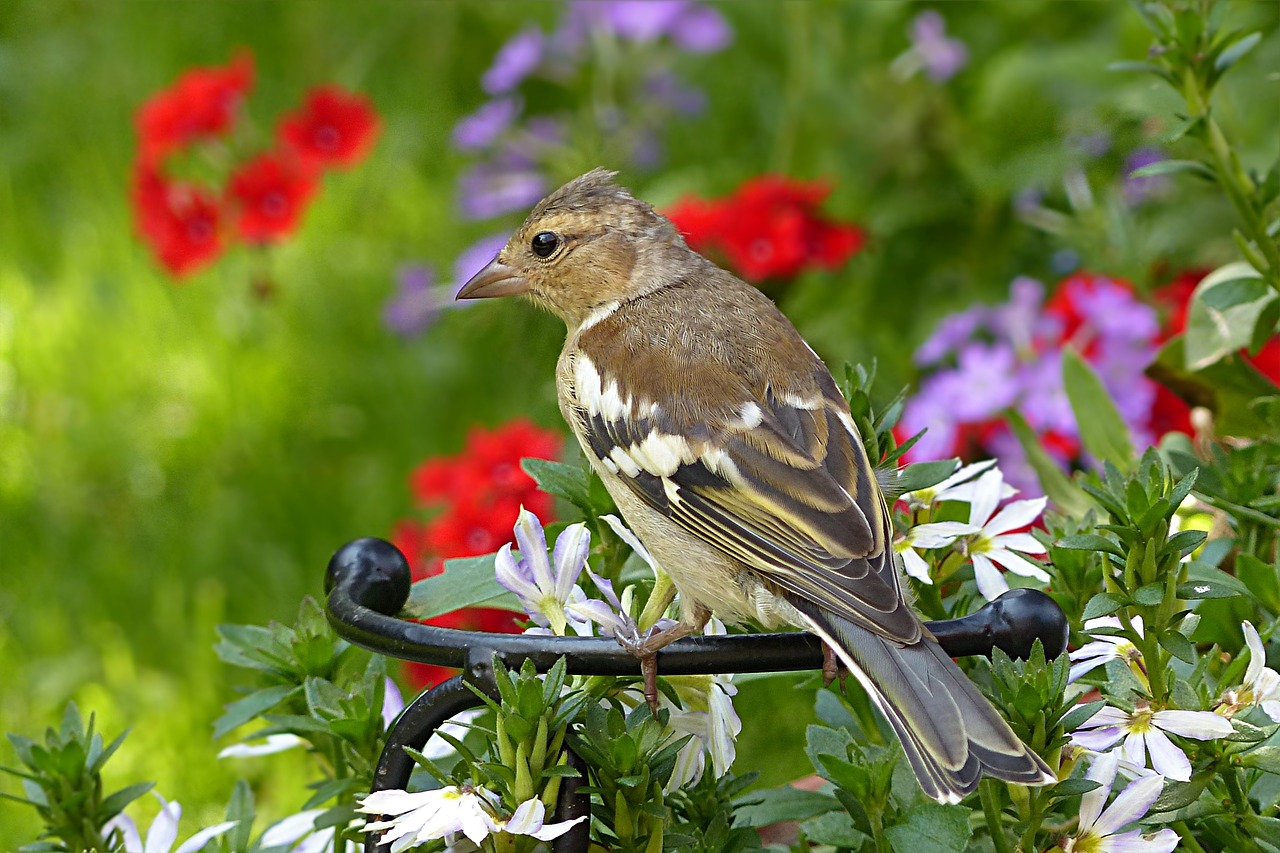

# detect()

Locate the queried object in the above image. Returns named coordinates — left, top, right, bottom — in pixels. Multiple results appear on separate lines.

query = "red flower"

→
left=136, top=50, right=254, bottom=162
left=228, top=151, right=317, bottom=243
left=279, top=85, right=381, bottom=170
left=131, top=163, right=225, bottom=277
left=394, top=419, right=563, bottom=690
left=665, top=175, right=865, bottom=282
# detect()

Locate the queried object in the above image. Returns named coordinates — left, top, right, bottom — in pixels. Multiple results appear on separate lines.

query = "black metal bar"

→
left=325, top=537, right=1070, bottom=678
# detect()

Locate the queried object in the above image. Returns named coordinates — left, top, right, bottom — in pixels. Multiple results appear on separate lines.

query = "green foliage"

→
left=1, top=704, right=151, bottom=853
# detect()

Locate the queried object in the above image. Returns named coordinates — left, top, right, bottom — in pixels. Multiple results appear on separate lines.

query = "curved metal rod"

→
left=366, top=675, right=591, bottom=853
left=326, top=538, right=1070, bottom=682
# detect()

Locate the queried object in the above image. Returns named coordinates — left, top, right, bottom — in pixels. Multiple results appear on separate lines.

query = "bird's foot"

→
left=822, top=643, right=849, bottom=693
left=615, top=622, right=696, bottom=714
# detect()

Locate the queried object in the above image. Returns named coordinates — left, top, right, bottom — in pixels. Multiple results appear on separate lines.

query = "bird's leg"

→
left=617, top=603, right=711, bottom=714
left=822, top=643, right=849, bottom=694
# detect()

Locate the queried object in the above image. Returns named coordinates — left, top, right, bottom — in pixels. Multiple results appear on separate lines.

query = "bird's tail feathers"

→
left=790, top=599, right=1055, bottom=804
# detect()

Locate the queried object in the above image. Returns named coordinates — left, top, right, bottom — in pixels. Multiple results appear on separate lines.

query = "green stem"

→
left=1018, top=788, right=1047, bottom=853
left=1174, top=821, right=1209, bottom=853
left=980, top=779, right=1015, bottom=853
left=1223, top=766, right=1252, bottom=816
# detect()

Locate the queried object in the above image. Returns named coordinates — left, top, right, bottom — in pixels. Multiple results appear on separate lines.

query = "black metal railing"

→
left=324, top=537, right=1069, bottom=853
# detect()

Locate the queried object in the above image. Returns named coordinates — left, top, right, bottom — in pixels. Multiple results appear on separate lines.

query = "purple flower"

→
left=909, top=10, right=968, bottom=82
left=914, top=306, right=988, bottom=366
left=450, top=233, right=511, bottom=296
left=899, top=373, right=963, bottom=460
left=457, top=156, right=548, bottom=220
left=1067, top=131, right=1113, bottom=159
left=992, top=276, right=1058, bottom=353
left=644, top=72, right=707, bottom=116
left=384, top=264, right=440, bottom=338
left=576, top=1, right=731, bottom=52
left=1123, top=146, right=1171, bottom=205
left=452, top=98, right=519, bottom=151
left=1017, top=352, right=1076, bottom=435
left=948, top=342, right=1019, bottom=422
left=482, top=27, right=544, bottom=95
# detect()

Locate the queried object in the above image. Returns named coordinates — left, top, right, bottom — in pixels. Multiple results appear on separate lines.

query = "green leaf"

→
left=1214, top=31, right=1263, bottom=72
left=895, top=460, right=960, bottom=495
left=883, top=802, right=972, bottom=853
left=1148, top=335, right=1280, bottom=438
left=1058, top=700, right=1107, bottom=733
left=1062, top=348, right=1135, bottom=470
left=521, top=458, right=592, bottom=512
left=1005, top=410, right=1092, bottom=516
left=1159, top=630, right=1197, bottom=664
left=731, top=786, right=839, bottom=828
left=799, top=810, right=869, bottom=848
left=1082, top=592, right=1127, bottom=621
left=99, top=781, right=155, bottom=819
left=1056, top=534, right=1124, bottom=557
left=1050, top=778, right=1101, bottom=798
left=1238, top=554, right=1280, bottom=613
left=405, top=553, right=522, bottom=620
left=1133, top=583, right=1165, bottom=606
left=1241, top=745, right=1280, bottom=775
left=1178, top=563, right=1249, bottom=600
left=1128, top=159, right=1217, bottom=181
left=213, top=685, right=299, bottom=740
left=1185, top=263, right=1279, bottom=370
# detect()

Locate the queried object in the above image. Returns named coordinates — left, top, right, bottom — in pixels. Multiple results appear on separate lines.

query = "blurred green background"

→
left=1, top=0, right=1275, bottom=840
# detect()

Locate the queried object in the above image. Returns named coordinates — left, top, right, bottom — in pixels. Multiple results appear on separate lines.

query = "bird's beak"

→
left=456, top=258, right=531, bottom=300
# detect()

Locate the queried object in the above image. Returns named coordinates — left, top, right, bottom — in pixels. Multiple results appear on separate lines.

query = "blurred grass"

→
left=0, top=0, right=1275, bottom=840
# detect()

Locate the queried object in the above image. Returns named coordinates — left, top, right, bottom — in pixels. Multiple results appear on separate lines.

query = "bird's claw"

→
left=822, top=644, right=849, bottom=694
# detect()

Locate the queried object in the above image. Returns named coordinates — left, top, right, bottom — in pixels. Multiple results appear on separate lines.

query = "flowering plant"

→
left=131, top=50, right=379, bottom=281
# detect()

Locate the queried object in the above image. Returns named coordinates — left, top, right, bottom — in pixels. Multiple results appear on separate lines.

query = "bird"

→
left=456, top=168, right=1056, bottom=803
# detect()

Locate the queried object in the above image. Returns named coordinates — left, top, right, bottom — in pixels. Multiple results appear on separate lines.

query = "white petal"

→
left=933, top=459, right=996, bottom=494
left=986, top=547, right=1051, bottom=581
left=900, top=547, right=934, bottom=584
left=513, top=508, right=553, bottom=593
left=1093, top=772, right=1165, bottom=836
left=1153, top=710, right=1234, bottom=740
left=984, top=497, right=1047, bottom=536
left=993, top=532, right=1048, bottom=555
left=971, top=553, right=1009, bottom=601
left=1121, top=731, right=1148, bottom=770
left=1262, top=699, right=1280, bottom=722
left=1084, top=707, right=1133, bottom=729
left=1083, top=616, right=1125, bottom=632
left=1080, top=749, right=1121, bottom=830
left=359, top=788, right=452, bottom=816
left=173, top=822, right=238, bottom=853
left=907, top=521, right=979, bottom=548
left=261, top=810, right=325, bottom=846
left=382, top=677, right=406, bottom=729
left=601, top=514, right=657, bottom=571
left=1069, top=656, right=1110, bottom=683
left=1098, top=828, right=1179, bottom=853
left=145, top=798, right=181, bottom=853
left=529, top=815, right=589, bottom=841
left=967, top=470, right=1004, bottom=528
left=551, top=523, right=591, bottom=600
left=292, top=826, right=337, bottom=853
left=102, top=813, right=143, bottom=853
left=707, top=683, right=741, bottom=777
left=1243, top=620, right=1266, bottom=689
left=218, top=734, right=305, bottom=759
left=503, top=799, right=544, bottom=835
left=1072, top=727, right=1126, bottom=752
left=494, top=543, right=540, bottom=602
left=1143, top=729, right=1191, bottom=781
left=456, top=796, right=496, bottom=844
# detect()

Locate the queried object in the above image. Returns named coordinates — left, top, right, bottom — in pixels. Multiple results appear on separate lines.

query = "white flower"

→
left=101, top=792, right=237, bottom=853
left=260, top=808, right=359, bottom=853
left=1060, top=750, right=1177, bottom=852
left=1218, top=620, right=1280, bottom=720
left=1069, top=616, right=1149, bottom=688
left=359, top=786, right=585, bottom=853
left=1070, top=702, right=1233, bottom=781
left=902, top=458, right=1015, bottom=508
left=657, top=619, right=742, bottom=790
left=893, top=521, right=975, bottom=584
left=494, top=508, right=590, bottom=636
left=217, top=733, right=306, bottom=759
left=961, top=469, right=1050, bottom=601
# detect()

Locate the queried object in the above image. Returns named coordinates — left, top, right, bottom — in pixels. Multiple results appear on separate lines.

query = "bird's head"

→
left=456, top=168, right=690, bottom=329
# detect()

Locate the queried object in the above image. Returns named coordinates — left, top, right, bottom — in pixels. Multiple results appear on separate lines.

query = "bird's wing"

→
left=570, top=349, right=921, bottom=645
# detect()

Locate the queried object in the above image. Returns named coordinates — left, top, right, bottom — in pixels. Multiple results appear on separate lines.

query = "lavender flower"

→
left=457, top=155, right=548, bottom=220
left=384, top=264, right=441, bottom=338
left=482, top=27, right=544, bottom=95
left=579, top=1, right=731, bottom=52
left=1060, top=750, right=1177, bottom=853
left=903, top=10, right=968, bottom=82
left=1123, top=146, right=1171, bottom=205
left=452, top=98, right=519, bottom=151
left=494, top=508, right=589, bottom=636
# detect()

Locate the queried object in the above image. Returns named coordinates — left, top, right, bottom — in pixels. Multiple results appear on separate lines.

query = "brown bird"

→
left=457, top=168, right=1055, bottom=803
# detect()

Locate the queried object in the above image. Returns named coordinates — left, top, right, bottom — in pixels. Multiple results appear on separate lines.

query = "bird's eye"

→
left=531, top=231, right=559, bottom=258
